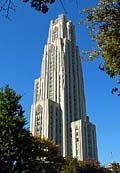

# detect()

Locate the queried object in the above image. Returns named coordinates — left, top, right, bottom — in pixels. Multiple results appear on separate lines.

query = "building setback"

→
left=30, top=14, right=98, bottom=160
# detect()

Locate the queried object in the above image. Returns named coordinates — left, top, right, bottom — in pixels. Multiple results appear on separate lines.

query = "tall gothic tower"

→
left=30, top=14, right=98, bottom=160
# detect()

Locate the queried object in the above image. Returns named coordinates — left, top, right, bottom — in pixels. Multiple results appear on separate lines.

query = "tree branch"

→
left=0, top=0, right=16, bottom=18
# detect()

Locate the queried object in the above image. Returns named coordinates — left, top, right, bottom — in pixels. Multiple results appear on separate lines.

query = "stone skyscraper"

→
left=30, top=14, right=98, bottom=160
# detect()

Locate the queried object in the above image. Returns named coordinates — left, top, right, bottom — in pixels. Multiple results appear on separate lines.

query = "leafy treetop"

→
left=80, top=0, right=120, bottom=95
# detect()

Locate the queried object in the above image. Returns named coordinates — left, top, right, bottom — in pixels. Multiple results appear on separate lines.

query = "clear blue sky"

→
left=0, top=0, right=120, bottom=165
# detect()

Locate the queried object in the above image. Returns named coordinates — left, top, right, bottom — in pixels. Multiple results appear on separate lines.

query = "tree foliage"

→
left=24, top=0, right=55, bottom=14
left=30, top=135, right=61, bottom=173
left=0, top=85, right=59, bottom=172
left=61, top=158, right=109, bottom=173
left=0, top=85, right=33, bottom=172
left=61, top=157, right=79, bottom=173
left=80, top=0, right=120, bottom=95
left=111, top=162, right=120, bottom=173
left=78, top=159, right=107, bottom=173
left=0, top=0, right=55, bottom=18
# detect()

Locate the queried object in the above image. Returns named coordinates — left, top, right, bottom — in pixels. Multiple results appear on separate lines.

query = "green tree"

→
left=61, top=158, right=109, bottom=173
left=0, top=85, right=60, bottom=173
left=78, top=159, right=107, bottom=173
left=61, top=157, right=80, bottom=173
left=0, top=86, right=35, bottom=173
left=30, top=135, right=60, bottom=173
left=0, top=85, right=33, bottom=172
left=80, top=0, right=120, bottom=95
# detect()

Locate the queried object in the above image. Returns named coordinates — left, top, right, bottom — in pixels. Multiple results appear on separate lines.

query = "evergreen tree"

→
left=0, top=85, right=32, bottom=172
left=0, top=85, right=60, bottom=172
